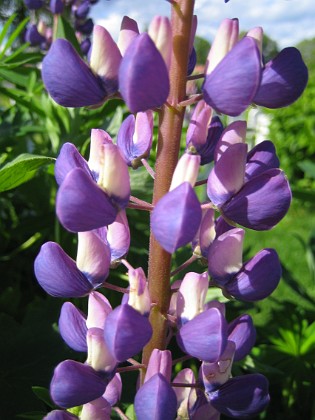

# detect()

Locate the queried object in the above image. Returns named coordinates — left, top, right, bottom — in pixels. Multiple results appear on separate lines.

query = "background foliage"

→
left=0, top=10, right=314, bottom=420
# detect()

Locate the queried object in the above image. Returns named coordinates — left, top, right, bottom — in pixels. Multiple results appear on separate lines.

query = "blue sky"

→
left=91, top=0, right=315, bottom=49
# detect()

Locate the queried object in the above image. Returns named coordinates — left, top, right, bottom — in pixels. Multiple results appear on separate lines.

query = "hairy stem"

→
left=141, top=0, right=195, bottom=382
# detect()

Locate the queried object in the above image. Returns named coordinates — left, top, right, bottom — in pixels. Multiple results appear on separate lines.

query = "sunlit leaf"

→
left=0, top=154, right=55, bottom=192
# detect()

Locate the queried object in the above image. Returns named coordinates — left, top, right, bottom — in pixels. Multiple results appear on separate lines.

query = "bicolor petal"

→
left=214, top=120, right=247, bottom=162
left=50, top=360, right=108, bottom=408
left=86, top=327, right=117, bottom=372
left=117, top=111, right=153, bottom=168
left=76, top=230, right=111, bottom=288
left=107, top=210, right=130, bottom=263
left=42, top=39, right=106, bottom=107
left=145, top=349, right=172, bottom=383
left=176, top=272, right=209, bottom=326
left=254, top=47, right=308, bottom=108
left=44, top=410, right=77, bottom=420
left=80, top=398, right=111, bottom=420
left=117, top=16, right=140, bottom=56
left=203, top=37, right=261, bottom=116
left=34, top=242, right=92, bottom=297
left=208, top=228, right=245, bottom=284
left=151, top=182, right=202, bottom=253
left=103, top=373, right=122, bottom=406
left=207, top=143, right=247, bottom=207
left=90, top=25, right=122, bottom=95
left=119, top=33, right=170, bottom=113
left=87, top=291, right=112, bottom=329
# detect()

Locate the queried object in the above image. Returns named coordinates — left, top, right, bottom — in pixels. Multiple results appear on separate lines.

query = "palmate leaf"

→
left=0, top=154, right=55, bottom=192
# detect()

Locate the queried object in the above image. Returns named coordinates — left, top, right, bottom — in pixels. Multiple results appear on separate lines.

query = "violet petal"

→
left=50, top=360, right=108, bottom=408
left=119, top=33, right=170, bottom=113
left=225, top=248, right=281, bottom=301
left=56, top=168, right=117, bottom=232
left=54, top=142, right=91, bottom=186
left=177, top=307, right=228, bottom=362
left=245, top=140, right=279, bottom=181
left=209, top=374, right=270, bottom=418
left=254, top=47, right=308, bottom=108
left=58, top=302, right=88, bottom=352
left=203, top=37, right=261, bottom=116
left=44, top=410, right=77, bottom=420
left=42, top=39, right=106, bottom=107
left=135, top=373, right=177, bottom=420
left=207, top=143, right=247, bottom=207
left=222, top=168, right=291, bottom=230
left=228, top=314, right=256, bottom=361
left=104, top=304, right=152, bottom=362
left=151, top=182, right=202, bottom=253
left=34, top=242, right=92, bottom=297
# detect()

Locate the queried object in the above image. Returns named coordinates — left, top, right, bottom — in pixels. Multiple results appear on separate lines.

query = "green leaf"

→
left=0, top=14, right=16, bottom=48
left=0, top=17, right=30, bottom=60
left=32, top=386, right=55, bottom=408
left=298, top=159, right=315, bottom=179
left=55, top=15, right=82, bottom=55
left=0, top=154, right=55, bottom=192
left=125, top=404, right=136, bottom=419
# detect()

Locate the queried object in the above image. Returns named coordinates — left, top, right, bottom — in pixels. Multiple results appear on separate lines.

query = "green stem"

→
left=141, top=0, right=195, bottom=382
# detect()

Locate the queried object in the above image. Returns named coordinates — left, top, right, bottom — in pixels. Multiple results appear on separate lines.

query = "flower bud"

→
left=145, top=349, right=172, bottom=383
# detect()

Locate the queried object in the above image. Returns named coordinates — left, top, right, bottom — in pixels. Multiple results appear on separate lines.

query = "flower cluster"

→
left=24, top=0, right=97, bottom=52
left=35, top=4, right=308, bottom=420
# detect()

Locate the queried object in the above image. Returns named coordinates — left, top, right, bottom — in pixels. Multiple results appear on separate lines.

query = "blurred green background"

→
left=0, top=7, right=315, bottom=420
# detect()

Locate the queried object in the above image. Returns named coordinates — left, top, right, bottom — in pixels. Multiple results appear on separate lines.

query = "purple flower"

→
left=203, top=37, right=261, bottom=116
left=55, top=138, right=130, bottom=232
left=207, top=143, right=291, bottom=230
left=42, top=25, right=121, bottom=108
left=117, top=111, right=153, bottom=168
left=25, top=25, right=46, bottom=46
left=34, top=230, right=111, bottom=297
